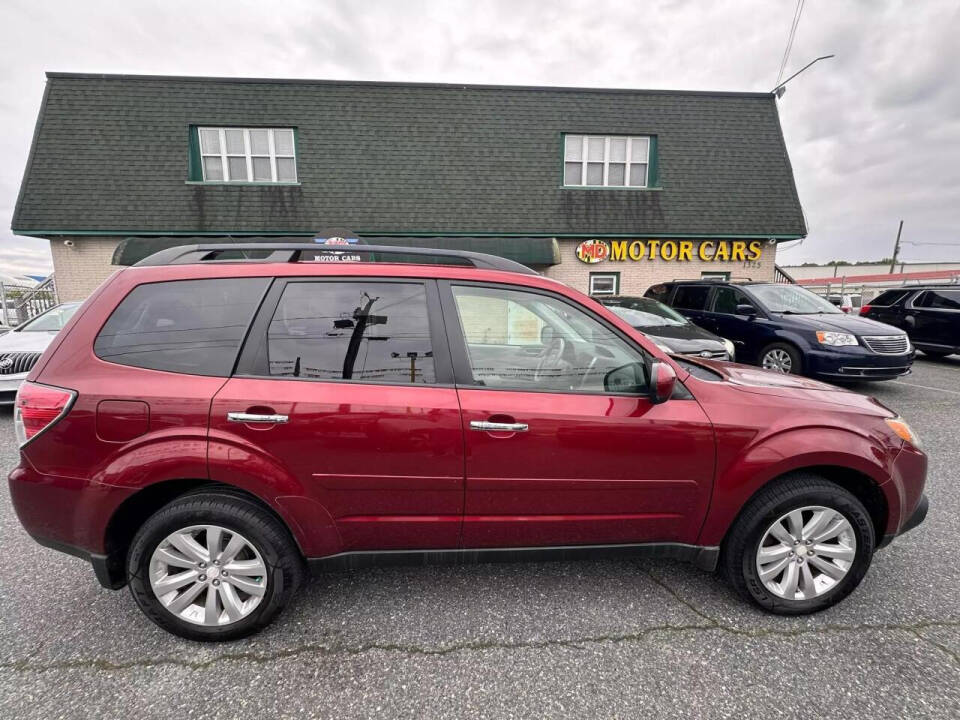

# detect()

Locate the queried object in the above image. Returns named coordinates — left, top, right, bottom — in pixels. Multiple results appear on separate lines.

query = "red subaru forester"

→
left=9, top=244, right=927, bottom=641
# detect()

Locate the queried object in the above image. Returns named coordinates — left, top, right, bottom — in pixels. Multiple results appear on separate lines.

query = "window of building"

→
left=589, top=272, right=620, bottom=296
left=701, top=271, right=730, bottom=280
left=94, top=278, right=270, bottom=376
left=563, top=135, right=650, bottom=187
left=196, top=127, right=297, bottom=183
left=672, top=285, right=711, bottom=310
left=265, top=281, right=436, bottom=384
left=451, top=285, right=648, bottom=393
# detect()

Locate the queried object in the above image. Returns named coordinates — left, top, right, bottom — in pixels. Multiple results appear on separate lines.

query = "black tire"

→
left=722, top=473, right=875, bottom=615
left=920, top=349, right=951, bottom=360
left=127, top=491, right=304, bottom=641
left=758, top=342, right=802, bottom=375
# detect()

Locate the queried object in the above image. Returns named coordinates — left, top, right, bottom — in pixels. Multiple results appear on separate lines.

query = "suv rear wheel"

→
left=759, top=342, right=801, bottom=374
left=723, top=474, right=874, bottom=614
left=127, top=491, right=304, bottom=641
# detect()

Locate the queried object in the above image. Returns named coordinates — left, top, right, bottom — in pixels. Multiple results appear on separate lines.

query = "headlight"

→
left=722, top=338, right=735, bottom=360
left=816, top=330, right=858, bottom=347
left=885, top=416, right=921, bottom=449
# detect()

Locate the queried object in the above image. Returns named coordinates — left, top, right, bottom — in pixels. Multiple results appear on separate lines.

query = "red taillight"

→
left=859, top=305, right=872, bottom=316
left=14, top=382, right=76, bottom=447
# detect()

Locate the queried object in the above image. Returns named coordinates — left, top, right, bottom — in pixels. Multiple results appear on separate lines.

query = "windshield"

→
left=748, top=285, right=842, bottom=314
left=17, top=303, right=80, bottom=332
left=602, top=298, right=688, bottom=327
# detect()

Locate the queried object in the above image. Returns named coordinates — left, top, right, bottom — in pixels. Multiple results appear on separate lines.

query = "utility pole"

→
left=889, top=220, right=904, bottom=274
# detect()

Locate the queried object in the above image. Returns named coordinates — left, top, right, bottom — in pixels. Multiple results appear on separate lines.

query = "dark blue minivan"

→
left=647, top=280, right=914, bottom=380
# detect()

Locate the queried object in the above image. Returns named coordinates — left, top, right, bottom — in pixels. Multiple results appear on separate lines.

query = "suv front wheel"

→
left=723, top=474, right=875, bottom=614
left=127, top=491, right=304, bottom=641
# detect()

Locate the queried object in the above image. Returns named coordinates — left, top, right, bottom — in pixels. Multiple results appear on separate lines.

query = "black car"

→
left=860, top=286, right=960, bottom=359
left=646, top=280, right=914, bottom=380
left=599, top=296, right=735, bottom=360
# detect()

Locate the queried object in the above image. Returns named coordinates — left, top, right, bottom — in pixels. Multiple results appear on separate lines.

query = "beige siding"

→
left=544, top=239, right=778, bottom=296
left=49, top=237, right=122, bottom=301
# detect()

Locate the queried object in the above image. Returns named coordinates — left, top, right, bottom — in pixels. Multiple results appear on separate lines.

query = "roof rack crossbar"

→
left=135, top=243, right=538, bottom=275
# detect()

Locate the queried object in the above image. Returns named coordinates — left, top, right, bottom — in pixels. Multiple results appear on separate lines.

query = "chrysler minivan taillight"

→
left=14, top=381, right=77, bottom=447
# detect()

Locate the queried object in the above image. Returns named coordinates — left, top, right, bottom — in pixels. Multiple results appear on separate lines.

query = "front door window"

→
left=451, top=285, right=648, bottom=394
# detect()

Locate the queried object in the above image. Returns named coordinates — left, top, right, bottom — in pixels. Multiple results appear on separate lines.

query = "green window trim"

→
left=589, top=271, right=621, bottom=296
left=187, top=125, right=299, bottom=183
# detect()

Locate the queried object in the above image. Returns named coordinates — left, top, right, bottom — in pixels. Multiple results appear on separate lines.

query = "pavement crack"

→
left=911, top=629, right=960, bottom=667
left=3, top=620, right=960, bottom=674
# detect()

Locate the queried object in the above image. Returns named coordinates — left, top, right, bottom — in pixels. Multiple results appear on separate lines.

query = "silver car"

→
left=0, top=303, right=81, bottom=405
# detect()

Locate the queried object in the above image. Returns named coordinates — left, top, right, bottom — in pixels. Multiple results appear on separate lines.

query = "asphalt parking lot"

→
left=0, top=359, right=958, bottom=719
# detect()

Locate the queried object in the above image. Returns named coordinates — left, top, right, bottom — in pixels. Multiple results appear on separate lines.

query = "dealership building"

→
left=13, top=73, right=805, bottom=302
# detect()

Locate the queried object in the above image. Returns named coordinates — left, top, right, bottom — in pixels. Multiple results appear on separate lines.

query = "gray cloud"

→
left=1, top=0, right=958, bottom=273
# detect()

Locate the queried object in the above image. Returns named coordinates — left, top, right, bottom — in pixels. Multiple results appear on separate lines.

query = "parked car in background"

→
left=598, top=296, right=735, bottom=360
left=0, top=302, right=81, bottom=404
left=826, top=293, right=862, bottom=314
left=8, top=244, right=927, bottom=640
left=860, top=286, right=960, bottom=359
left=647, top=280, right=914, bottom=380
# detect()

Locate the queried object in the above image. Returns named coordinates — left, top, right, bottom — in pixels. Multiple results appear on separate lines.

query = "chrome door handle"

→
left=227, top=412, right=289, bottom=424
left=470, top=420, right=529, bottom=432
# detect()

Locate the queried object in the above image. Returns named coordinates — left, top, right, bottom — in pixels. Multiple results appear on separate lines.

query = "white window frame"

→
left=197, top=127, right=298, bottom=183
left=563, top=135, right=650, bottom=188
left=589, top=272, right=620, bottom=296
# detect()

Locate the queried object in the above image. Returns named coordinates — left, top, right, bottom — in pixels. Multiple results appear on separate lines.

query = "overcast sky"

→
left=1, top=0, right=958, bottom=276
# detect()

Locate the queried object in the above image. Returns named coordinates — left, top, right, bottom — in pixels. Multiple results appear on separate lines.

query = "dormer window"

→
left=563, top=135, right=650, bottom=187
left=196, top=127, right=297, bottom=183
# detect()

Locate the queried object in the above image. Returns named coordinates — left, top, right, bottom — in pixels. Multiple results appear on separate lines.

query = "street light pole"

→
left=771, top=54, right=835, bottom=97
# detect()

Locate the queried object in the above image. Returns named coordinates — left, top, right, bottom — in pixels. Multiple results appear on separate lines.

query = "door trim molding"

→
left=307, top=541, right=719, bottom=573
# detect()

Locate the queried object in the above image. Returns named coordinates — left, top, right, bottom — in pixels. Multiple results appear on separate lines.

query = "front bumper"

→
left=804, top=346, right=915, bottom=380
left=0, top=374, right=27, bottom=405
left=899, top=493, right=928, bottom=536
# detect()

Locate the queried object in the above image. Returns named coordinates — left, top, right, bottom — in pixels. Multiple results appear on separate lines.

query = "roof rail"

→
left=134, top=243, right=538, bottom=275
left=669, top=276, right=754, bottom=283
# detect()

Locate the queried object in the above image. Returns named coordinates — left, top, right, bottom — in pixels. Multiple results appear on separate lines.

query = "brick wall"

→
left=544, top=239, right=778, bottom=296
left=49, top=237, right=122, bottom=301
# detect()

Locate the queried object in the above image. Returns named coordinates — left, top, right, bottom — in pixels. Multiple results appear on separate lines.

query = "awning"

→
left=113, top=235, right=561, bottom=267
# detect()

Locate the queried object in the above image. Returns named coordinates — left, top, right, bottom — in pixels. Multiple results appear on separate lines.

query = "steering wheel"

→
left=534, top=336, right=567, bottom=381
left=577, top=356, right=599, bottom=390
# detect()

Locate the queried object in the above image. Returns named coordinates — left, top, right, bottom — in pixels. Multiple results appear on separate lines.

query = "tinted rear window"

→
left=870, top=290, right=910, bottom=307
left=672, top=285, right=710, bottom=310
left=94, top=278, right=269, bottom=376
left=916, top=289, right=960, bottom=310
left=264, top=281, right=436, bottom=384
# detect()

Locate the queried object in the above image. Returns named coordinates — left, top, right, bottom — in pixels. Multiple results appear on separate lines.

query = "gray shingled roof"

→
left=12, top=73, right=806, bottom=238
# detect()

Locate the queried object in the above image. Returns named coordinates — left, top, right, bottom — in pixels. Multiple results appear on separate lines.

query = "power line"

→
left=775, top=0, right=806, bottom=87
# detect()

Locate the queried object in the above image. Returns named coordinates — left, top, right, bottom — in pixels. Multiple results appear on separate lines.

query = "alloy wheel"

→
left=149, top=524, right=268, bottom=626
left=762, top=348, right=794, bottom=373
left=755, top=506, right=856, bottom=601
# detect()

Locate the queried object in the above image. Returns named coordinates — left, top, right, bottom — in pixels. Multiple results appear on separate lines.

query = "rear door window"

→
left=264, top=281, right=437, bottom=384
left=672, top=285, right=711, bottom=311
left=94, top=277, right=270, bottom=376
left=870, top=290, right=911, bottom=306
left=916, top=289, right=960, bottom=310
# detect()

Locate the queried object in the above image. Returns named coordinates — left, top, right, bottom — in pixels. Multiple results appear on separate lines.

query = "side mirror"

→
left=648, top=361, right=677, bottom=404
left=603, top=361, right=647, bottom=394
left=736, top=303, right=757, bottom=318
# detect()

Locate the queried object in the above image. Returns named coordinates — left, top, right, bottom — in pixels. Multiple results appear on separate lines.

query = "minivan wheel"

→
left=127, top=492, right=304, bottom=641
left=723, top=474, right=874, bottom=614
left=759, top=342, right=801, bottom=374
